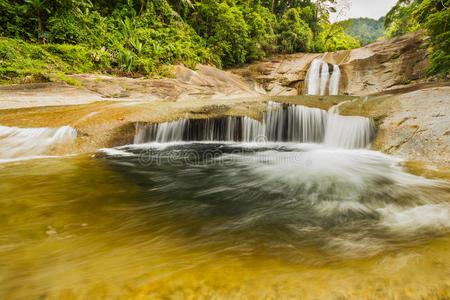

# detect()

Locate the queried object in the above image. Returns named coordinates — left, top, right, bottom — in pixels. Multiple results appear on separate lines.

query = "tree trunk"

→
left=37, top=10, right=44, bottom=44
left=37, top=12, right=43, bottom=33
left=271, top=0, right=275, bottom=13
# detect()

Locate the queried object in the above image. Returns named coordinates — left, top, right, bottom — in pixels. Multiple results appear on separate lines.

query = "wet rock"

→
left=231, top=32, right=431, bottom=96
left=0, top=64, right=262, bottom=110
left=370, top=87, right=449, bottom=166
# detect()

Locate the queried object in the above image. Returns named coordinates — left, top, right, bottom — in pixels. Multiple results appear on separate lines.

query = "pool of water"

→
left=0, top=143, right=449, bottom=299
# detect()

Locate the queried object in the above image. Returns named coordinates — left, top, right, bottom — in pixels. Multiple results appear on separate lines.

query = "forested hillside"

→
left=385, top=0, right=449, bottom=75
left=0, top=0, right=448, bottom=83
left=0, top=0, right=360, bottom=82
left=342, top=17, right=385, bottom=46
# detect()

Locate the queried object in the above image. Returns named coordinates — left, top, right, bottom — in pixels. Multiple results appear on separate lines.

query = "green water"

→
left=0, top=144, right=449, bottom=299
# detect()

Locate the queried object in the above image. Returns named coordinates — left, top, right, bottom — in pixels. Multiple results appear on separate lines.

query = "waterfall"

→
left=0, top=125, right=77, bottom=159
left=265, top=103, right=328, bottom=142
left=156, top=118, right=187, bottom=142
left=329, top=64, right=341, bottom=95
left=134, top=102, right=374, bottom=149
left=134, top=117, right=244, bottom=143
left=319, top=62, right=329, bottom=96
left=306, top=59, right=321, bottom=95
left=324, top=104, right=375, bottom=149
left=242, top=117, right=266, bottom=142
left=305, top=59, right=341, bottom=96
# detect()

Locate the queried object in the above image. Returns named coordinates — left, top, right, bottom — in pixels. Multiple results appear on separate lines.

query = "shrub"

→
left=118, top=50, right=134, bottom=72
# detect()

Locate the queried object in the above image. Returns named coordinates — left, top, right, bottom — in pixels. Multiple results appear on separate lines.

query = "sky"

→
left=331, top=0, right=398, bottom=21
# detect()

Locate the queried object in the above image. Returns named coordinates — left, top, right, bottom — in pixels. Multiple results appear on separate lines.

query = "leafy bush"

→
left=385, top=0, right=450, bottom=75
left=0, top=38, right=110, bottom=81
left=118, top=50, right=134, bottom=72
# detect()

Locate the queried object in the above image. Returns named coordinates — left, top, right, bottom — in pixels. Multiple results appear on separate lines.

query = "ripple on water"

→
left=0, top=144, right=448, bottom=299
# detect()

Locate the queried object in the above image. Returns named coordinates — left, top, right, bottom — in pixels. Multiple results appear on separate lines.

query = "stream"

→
left=0, top=99, right=449, bottom=299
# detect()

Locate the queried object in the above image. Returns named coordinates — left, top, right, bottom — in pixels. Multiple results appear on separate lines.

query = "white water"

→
left=155, top=118, right=187, bottom=142
left=0, top=125, right=77, bottom=159
left=133, top=102, right=374, bottom=149
left=319, top=62, right=329, bottom=96
left=242, top=117, right=265, bottom=142
left=101, top=141, right=449, bottom=257
left=329, top=64, right=341, bottom=95
left=265, top=102, right=328, bottom=142
left=324, top=104, right=375, bottom=149
left=306, top=59, right=341, bottom=96
left=305, top=59, right=321, bottom=95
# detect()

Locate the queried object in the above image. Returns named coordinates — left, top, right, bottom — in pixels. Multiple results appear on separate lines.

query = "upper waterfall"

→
left=305, top=59, right=341, bottom=96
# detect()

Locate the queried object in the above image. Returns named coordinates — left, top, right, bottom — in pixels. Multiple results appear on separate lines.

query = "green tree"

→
left=22, top=0, right=50, bottom=33
left=244, top=1, right=277, bottom=60
left=277, top=8, right=313, bottom=53
left=319, top=20, right=360, bottom=51
left=191, top=0, right=250, bottom=67
left=385, top=0, right=449, bottom=75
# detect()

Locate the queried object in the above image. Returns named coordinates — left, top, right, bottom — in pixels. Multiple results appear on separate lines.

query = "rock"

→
left=0, top=64, right=262, bottom=110
left=229, top=53, right=320, bottom=95
left=230, top=31, right=431, bottom=96
left=372, top=87, right=450, bottom=166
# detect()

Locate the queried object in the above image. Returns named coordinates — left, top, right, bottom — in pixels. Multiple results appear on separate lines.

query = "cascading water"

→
left=1, top=108, right=447, bottom=299
left=99, top=98, right=448, bottom=263
left=264, top=102, right=328, bottom=142
left=319, top=62, right=329, bottom=96
left=324, top=103, right=375, bottom=149
left=133, top=102, right=373, bottom=149
left=0, top=125, right=77, bottom=161
left=305, top=59, right=341, bottom=96
left=305, top=59, right=321, bottom=95
left=329, top=64, right=341, bottom=95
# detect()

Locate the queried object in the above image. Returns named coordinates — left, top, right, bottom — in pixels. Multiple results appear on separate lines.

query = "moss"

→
left=52, top=73, right=82, bottom=87
left=391, top=53, right=401, bottom=60
left=401, top=78, right=412, bottom=85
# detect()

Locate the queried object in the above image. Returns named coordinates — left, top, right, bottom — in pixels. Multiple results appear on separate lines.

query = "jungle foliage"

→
left=0, top=0, right=360, bottom=80
left=384, top=0, right=449, bottom=75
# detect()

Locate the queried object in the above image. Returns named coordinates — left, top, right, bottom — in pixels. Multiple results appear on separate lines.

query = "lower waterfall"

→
left=305, top=59, right=341, bottom=96
left=0, top=125, right=77, bottom=160
left=133, top=102, right=374, bottom=149
left=324, top=104, right=375, bottom=149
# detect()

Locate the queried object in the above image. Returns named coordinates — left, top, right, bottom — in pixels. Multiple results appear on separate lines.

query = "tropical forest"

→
left=0, top=0, right=449, bottom=299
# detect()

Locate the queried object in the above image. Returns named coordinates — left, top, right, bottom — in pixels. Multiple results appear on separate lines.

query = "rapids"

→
left=99, top=142, right=449, bottom=258
left=0, top=125, right=77, bottom=161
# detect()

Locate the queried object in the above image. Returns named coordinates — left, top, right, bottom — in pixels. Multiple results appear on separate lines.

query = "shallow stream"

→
left=0, top=141, right=449, bottom=299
